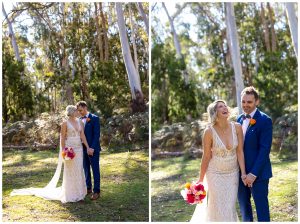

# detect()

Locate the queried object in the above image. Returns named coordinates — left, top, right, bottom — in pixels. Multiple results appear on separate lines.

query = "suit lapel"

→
left=84, top=113, right=92, bottom=132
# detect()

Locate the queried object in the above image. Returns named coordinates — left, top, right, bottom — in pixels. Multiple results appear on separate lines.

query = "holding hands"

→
left=241, top=173, right=256, bottom=187
left=87, top=147, right=94, bottom=156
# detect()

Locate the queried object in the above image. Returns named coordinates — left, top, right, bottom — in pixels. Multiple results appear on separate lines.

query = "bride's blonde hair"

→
left=207, top=100, right=228, bottom=124
left=66, top=105, right=77, bottom=117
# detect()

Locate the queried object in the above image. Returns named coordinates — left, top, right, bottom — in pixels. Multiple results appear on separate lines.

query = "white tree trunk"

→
left=136, top=3, right=149, bottom=36
left=225, top=3, right=244, bottom=114
left=2, top=2, right=21, bottom=62
left=107, top=3, right=112, bottom=26
left=285, top=3, right=298, bottom=59
left=162, top=3, right=182, bottom=58
left=116, top=3, right=142, bottom=99
left=162, top=3, right=189, bottom=85
left=129, top=4, right=139, bottom=73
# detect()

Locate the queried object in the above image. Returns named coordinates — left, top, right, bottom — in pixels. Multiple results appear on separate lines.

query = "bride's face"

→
left=74, top=110, right=80, bottom=117
left=70, top=110, right=79, bottom=118
left=216, top=102, right=229, bottom=120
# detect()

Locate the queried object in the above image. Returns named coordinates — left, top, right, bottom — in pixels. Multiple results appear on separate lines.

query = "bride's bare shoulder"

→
left=234, top=122, right=242, bottom=129
left=203, top=127, right=212, bottom=137
left=61, top=121, right=67, bottom=127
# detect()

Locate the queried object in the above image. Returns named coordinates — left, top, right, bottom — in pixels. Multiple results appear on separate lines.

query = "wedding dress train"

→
left=11, top=119, right=87, bottom=203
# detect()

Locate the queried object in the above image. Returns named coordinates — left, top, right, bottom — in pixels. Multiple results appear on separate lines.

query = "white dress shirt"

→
left=82, top=112, right=90, bottom=127
left=242, top=108, right=257, bottom=136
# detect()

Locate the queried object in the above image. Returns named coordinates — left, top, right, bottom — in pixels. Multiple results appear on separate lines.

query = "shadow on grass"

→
left=152, top=190, right=182, bottom=203
left=3, top=149, right=149, bottom=222
left=3, top=149, right=59, bottom=168
left=151, top=154, right=298, bottom=222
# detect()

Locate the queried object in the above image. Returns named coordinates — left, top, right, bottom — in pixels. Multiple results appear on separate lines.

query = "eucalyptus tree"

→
left=2, top=2, right=21, bottom=62
left=285, top=2, right=298, bottom=59
left=225, top=2, right=244, bottom=113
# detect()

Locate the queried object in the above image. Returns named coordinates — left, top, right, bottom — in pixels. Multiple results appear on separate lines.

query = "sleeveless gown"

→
left=191, top=122, right=239, bottom=222
left=11, top=119, right=87, bottom=203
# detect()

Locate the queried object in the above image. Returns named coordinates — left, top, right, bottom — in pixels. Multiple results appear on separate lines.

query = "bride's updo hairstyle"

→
left=66, top=105, right=77, bottom=117
left=207, top=100, right=228, bottom=124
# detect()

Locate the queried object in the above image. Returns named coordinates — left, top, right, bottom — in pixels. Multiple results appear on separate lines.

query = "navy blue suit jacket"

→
left=237, top=109, right=273, bottom=181
left=84, top=113, right=101, bottom=152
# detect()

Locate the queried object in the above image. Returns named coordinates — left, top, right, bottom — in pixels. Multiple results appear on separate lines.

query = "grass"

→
left=3, top=149, right=149, bottom=222
left=151, top=153, right=298, bottom=222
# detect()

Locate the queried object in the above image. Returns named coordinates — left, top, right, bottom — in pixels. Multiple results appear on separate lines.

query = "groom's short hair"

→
left=76, top=101, right=88, bottom=108
left=241, top=86, right=259, bottom=101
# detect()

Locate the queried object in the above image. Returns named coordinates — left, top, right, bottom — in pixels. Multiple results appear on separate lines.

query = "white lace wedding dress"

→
left=191, top=122, right=239, bottom=222
left=11, top=119, right=87, bottom=203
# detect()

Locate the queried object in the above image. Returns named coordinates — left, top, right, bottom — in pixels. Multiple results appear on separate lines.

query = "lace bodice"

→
left=66, top=119, right=82, bottom=137
left=211, top=122, right=238, bottom=156
left=207, top=122, right=239, bottom=174
left=65, top=119, right=82, bottom=149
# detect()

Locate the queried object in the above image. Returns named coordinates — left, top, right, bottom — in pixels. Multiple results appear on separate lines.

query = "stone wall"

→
left=3, top=112, right=149, bottom=151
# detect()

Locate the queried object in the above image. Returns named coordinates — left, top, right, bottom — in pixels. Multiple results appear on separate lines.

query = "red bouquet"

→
left=181, top=181, right=206, bottom=204
left=62, top=147, right=76, bottom=160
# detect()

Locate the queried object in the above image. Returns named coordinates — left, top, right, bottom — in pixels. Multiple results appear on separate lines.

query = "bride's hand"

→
left=241, top=174, right=247, bottom=186
left=197, top=180, right=203, bottom=184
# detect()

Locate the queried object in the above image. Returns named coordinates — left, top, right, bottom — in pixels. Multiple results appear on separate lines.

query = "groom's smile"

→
left=241, top=94, right=259, bottom=114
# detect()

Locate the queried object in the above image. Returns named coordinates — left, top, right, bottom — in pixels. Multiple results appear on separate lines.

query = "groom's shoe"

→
left=87, top=189, right=92, bottom=194
left=91, top=192, right=100, bottom=200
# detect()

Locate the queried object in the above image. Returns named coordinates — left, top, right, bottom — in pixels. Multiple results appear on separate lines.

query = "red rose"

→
left=199, top=192, right=206, bottom=200
left=194, top=183, right=204, bottom=191
left=187, top=193, right=195, bottom=204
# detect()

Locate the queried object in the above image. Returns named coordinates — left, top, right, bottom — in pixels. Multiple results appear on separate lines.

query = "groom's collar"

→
left=248, top=108, right=257, bottom=118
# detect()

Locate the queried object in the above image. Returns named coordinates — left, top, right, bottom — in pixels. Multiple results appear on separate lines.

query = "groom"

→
left=237, top=86, right=273, bottom=221
left=76, top=101, right=101, bottom=200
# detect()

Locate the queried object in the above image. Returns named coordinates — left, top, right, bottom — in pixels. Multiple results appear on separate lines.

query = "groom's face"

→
left=77, top=106, right=88, bottom=116
left=241, top=94, right=258, bottom=114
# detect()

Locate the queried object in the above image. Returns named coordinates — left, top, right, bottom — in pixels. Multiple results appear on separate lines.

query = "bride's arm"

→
left=79, top=121, right=90, bottom=149
left=198, top=128, right=213, bottom=182
left=60, top=122, right=67, bottom=149
left=235, top=123, right=247, bottom=182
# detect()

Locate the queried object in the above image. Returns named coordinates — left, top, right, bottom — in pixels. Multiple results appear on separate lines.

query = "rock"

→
left=3, top=111, right=149, bottom=151
left=152, top=119, right=208, bottom=155
left=272, top=107, right=297, bottom=157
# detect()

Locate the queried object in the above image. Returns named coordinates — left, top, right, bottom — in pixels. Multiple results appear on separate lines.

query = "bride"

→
left=11, top=105, right=90, bottom=203
left=191, top=100, right=246, bottom=221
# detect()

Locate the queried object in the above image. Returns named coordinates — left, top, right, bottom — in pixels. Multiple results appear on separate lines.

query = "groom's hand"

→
left=245, top=173, right=256, bottom=187
left=87, top=148, right=94, bottom=156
